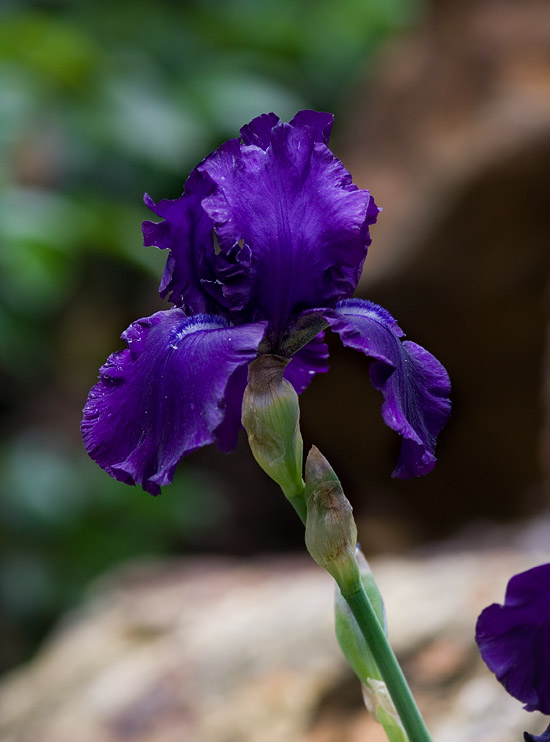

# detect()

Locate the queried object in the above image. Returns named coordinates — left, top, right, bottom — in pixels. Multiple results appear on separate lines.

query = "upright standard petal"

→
left=142, top=167, right=216, bottom=313
left=82, top=309, right=266, bottom=495
left=322, top=299, right=451, bottom=478
left=239, top=112, right=281, bottom=148
left=239, top=110, right=333, bottom=149
left=143, top=167, right=257, bottom=318
left=476, top=563, right=550, bottom=715
left=288, top=109, right=333, bottom=144
left=199, top=113, right=380, bottom=339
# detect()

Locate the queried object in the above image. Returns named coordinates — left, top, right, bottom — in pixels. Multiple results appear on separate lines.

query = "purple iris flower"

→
left=82, top=111, right=451, bottom=495
left=476, top=563, right=550, bottom=715
left=525, top=728, right=550, bottom=742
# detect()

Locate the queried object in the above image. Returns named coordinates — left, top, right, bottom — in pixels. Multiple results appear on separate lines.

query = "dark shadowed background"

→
left=1, top=0, right=549, bottom=676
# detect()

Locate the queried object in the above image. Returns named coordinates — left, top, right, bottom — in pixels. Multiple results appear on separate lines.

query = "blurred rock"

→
left=304, top=0, right=550, bottom=540
left=0, top=519, right=549, bottom=742
left=344, top=0, right=550, bottom=289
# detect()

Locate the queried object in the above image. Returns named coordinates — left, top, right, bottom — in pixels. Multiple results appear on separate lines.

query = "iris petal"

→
left=81, top=309, right=266, bottom=494
left=525, top=725, right=550, bottom=742
left=239, top=110, right=333, bottom=149
left=199, top=112, right=379, bottom=336
left=322, top=298, right=451, bottom=478
left=284, top=332, right=330, bottom=394
left=288, top=109, right=333, bottom=144
left=476, top=563, right=550, bottom=715
left=239, top=111, right=281, bottom=148
left=143, top=169, right=219, bottom=314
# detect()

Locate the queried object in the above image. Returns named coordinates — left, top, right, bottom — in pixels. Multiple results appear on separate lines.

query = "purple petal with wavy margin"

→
left=288, top=110, right=334, bottom=143
left=239, top=110, right=333, bottom=149
left=476, top=563, right=550, bottom=715
left=239, top=112, right=281, bottom=148
left=524, top=725, right=550, bottom=742
left=322, top=298, right=451, bottom=478
left=283, top=332, right=330, bottom=394
left=82, top=309, right=266, bottom=494
left=142, top=167, right=216, bottom=313
left=199, top=112, right=380, bottom=335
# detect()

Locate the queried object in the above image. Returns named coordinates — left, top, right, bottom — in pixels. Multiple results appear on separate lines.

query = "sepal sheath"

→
left=334, top=547, right=387, bottom=682
left=362, top=681, right=409, bottom=742
left=304, top=446, right=360, bottom=594
left=335, top=547, right=409, bottom=742
left=241, top=355, right=304, bottom=503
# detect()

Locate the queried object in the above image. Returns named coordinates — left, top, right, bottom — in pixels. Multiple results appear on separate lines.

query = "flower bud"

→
left=304, top=446, right=360, bottom=594
left=241, top=354, right=304, bottom=499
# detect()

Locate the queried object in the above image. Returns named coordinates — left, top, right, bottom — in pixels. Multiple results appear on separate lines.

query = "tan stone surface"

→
left=0, top=524, right=549, bottom=741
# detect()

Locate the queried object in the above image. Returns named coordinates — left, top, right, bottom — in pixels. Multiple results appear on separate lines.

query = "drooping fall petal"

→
left=82, top=309, right=266, bottom=494
left=283, top=332, right=330, bottom=394
left=476, top=563, right=550, bottom=715
left=322, top=299, right=451, bottom=478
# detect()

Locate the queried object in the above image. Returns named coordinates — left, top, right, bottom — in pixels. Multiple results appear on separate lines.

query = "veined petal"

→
left=143, top=166, right=256, bottom=318
left=199, top=112, right=380, bottom=336
left=81, top=309, right=266, bottom=495
left=239, top=112, right=281, bottom=148
left=283, top=332, right=330, bottom=394
left=476, top=563, right=550, bottom=715
left=323, top=299, right=451, bottom=478
left=525, top=726, right=550, bottom=742
left=239, top=110, right=333, bottom=149
left=142, top=168, right=216, bottom=313
left=288, top=109, right=333, bottom=144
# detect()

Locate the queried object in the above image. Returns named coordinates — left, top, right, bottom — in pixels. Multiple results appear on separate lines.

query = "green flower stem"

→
left=281, top=481, right=307, bottom=525
left=341, top=584, right=432, bottom=742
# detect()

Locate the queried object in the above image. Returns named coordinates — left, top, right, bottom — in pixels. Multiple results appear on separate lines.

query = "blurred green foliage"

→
left=0, top=0, right=425, bottom=668
left=0, top=430, right=226, bottom=667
